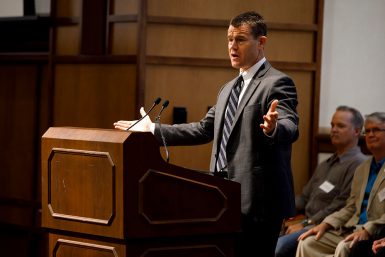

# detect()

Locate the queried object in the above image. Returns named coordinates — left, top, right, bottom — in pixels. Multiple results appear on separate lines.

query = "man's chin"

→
left=230, top=60, right=241, bottom=68
left=330, top=138, right=339, bottom=145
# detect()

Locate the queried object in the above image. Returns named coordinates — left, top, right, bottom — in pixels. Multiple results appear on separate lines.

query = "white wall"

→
left=320, top=0, right=385, bottom=127
left=0, top=0, right=23, bottom=17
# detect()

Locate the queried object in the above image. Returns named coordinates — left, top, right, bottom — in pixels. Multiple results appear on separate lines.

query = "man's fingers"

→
left=140, top=107, right=147, bottom=117
left=349, top=238, right=357, bottom=249
left=269, top=99, right=279, bottom=113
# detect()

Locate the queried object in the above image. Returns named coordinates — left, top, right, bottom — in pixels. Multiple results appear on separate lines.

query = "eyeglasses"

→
left=363, top=127, right=385, bottom=135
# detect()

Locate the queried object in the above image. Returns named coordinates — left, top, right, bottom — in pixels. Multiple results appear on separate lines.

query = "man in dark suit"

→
left=115, top=11, right=299, bottom=257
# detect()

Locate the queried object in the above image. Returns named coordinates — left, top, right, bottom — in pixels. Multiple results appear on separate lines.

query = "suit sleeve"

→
left=265, top=75, right=299, bottom=145
left=153, top=106, right=215, bottom=146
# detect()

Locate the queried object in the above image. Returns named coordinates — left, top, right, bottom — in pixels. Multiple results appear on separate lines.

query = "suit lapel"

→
left=367, top=161, right=385, bottom=210
left=232, top=61, right=271, bottom=129
left=358, top=160, right=371, bottom=205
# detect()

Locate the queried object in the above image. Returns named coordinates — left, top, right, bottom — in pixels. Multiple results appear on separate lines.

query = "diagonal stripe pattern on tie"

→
left=217, top=75, right=244, bottom=172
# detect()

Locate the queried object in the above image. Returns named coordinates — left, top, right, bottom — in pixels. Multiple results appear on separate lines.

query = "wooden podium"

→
left=41, top=127, right=241, bottom=257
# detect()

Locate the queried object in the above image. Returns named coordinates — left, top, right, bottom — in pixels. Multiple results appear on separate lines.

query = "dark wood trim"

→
left=51, top=55, right=137, bottom=64
left=146, top=56, right=230, bottom=68
left=105, top=15, right=318, bottom=32
left=80, top=0, right=107, bottom=55
left=48, top=55, right=315, bottom=72
left=53, top=17, right=80, bottom=25
left=47, top=0, right=57, bottom=127
left=310, top=0, right=325, bottom=174
left=107, top=14, right=137, bottom=23
left=0, top=15, right=50, bottom=22
left=148, top=15, right=227, bottom=27
left=270, top=61, right=317, bottom=71
left=147, top=16, right=318, bottom=32
left=136, top=0, right=148, bottom=114
left=146, top=56, right=316, bottom=71
left=268, top=22, right=318, bottom=32
left=0, top=53, right=48, bottom=63
left=0, top=198, right=40, bottom=209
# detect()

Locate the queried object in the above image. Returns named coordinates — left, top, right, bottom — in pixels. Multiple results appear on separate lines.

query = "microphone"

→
left=155, top=100, right=170, bottom=163
left=155, top=100, right=169, bottom=122
left=126, top=97, right=161, bottom=131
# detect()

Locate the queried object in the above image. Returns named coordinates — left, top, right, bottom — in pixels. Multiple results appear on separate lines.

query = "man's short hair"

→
left=365, top=112, right=385, bottom=124
left=230, top=11, right=267, bottom=39
left=336, top=105, right=364, bottom=130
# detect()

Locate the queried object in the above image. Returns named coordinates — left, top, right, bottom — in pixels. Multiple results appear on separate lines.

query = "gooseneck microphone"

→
left=155, top=100, right=170, bottom=163
left=126, top=97, right=161, bottom=131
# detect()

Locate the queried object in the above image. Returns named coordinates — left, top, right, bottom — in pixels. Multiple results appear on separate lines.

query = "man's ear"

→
left=258, top=36, right=267, bottom=47
left=354, top=127, right=362, bottom=137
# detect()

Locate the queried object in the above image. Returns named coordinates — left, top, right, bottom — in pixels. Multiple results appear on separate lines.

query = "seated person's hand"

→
left=298, top=222, right=331, bottom=241
left=344, top=229, right=370, bottom=249
left=373, top=238, right=385, bottom=254
left=286, top=223, right=304, bottom=235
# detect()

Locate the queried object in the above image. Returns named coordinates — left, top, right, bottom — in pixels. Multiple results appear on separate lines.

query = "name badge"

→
left=378, top=187, right=385, bottom=202
left=319, top=181, right=335, bottom=193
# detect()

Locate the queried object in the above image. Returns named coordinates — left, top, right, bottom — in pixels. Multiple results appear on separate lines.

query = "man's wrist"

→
left=301, top=219, right=313, bottom=227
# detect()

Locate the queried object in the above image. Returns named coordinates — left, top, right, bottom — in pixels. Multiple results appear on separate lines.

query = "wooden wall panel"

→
left=145, top=65, right=235, bottom=170
left=287, top=71, right=314, bottom=194
left=266, top=31, right=315, bottom=63
left=0, top=63, right=49, bottom=236
left=147, top=25, right=227, bottom=59
left=110, top=0, right=138, bottom=15
left=55, top=26, right=80, bottom=55
left=53, top=64, right=136, bottom=128
left=147, top=0, right=316, bottom=24
left=0, top=66, right=38, bottom=201
left=145, top=66, right=234, bottom=123
left=56, top=0, right=81, bottom=17
left=109, top=23, right=137, bottom=55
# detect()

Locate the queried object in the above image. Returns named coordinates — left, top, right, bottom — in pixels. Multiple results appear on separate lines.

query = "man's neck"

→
left=373, top=151, right=385, bottom=163
left=335, top=140, right=358, bottom=156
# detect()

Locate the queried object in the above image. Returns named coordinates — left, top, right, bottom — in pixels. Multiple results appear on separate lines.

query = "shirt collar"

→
left=371, top=157, right=385, bottom=173
left=337, top=146, right=362, bottom=163
left=239, top=57, right=266, bottom=81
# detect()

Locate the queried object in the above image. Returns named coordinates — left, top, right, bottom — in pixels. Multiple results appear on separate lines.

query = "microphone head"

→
left=154, top=97, right=161, bottom=105
left=162, top=100, right=170, bottom=108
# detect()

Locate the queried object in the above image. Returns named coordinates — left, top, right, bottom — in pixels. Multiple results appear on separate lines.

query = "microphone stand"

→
left=126, top=97, right=161, bottom=131
left=155, top=100, right=170, bottom=163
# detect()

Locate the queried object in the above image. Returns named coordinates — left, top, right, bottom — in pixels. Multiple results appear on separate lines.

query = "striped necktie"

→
left=216, top=75, right=244, bottom=173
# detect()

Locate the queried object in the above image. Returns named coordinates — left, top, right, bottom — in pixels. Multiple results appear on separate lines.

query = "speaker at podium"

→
left=41, top=127, right=241, bottom=257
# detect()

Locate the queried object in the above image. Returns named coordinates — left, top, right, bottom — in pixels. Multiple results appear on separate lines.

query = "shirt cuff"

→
left=264, top=122, right=278, bottom=137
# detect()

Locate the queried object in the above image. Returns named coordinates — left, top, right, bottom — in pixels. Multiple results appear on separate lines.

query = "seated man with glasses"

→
left=296, top=112, right=385, bottom=257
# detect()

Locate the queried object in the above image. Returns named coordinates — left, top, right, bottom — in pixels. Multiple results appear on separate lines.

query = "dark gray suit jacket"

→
left=154, top=61, right=299, bottom=220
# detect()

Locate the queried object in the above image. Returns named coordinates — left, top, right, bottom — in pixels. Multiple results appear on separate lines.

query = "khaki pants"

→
left=296, top=230, right=352, bottom=257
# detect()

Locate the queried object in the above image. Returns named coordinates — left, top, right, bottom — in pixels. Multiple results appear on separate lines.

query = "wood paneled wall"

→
left=0, top=0, right=324, bottom=255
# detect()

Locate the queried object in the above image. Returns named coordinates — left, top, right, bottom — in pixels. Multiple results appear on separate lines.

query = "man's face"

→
left=227, top=24, right=265, bottom=72
left=364, top=120, right=385, bottom=153
left=330, top=110, right=359, bottom=147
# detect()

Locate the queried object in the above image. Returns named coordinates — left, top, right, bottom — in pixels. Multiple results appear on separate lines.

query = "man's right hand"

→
left=286, top=223, right=304, bottom=235
left=113, top=107, right=152, bottom=132
left=297, top=222, right=331, bottom=241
